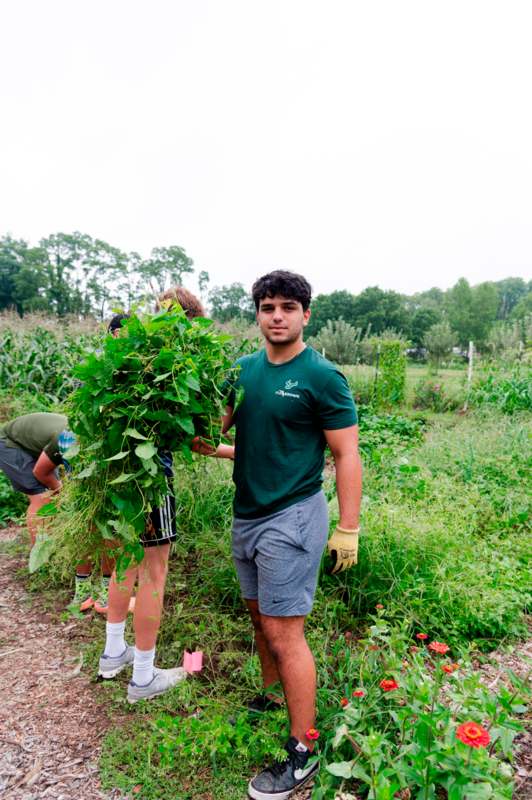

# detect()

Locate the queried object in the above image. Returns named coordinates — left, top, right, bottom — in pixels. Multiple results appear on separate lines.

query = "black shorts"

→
left=140, top=450, right=176, bottom=547
left=0, top=439, right=57, bottom=496
left=141, top=492, right=177, bottom=547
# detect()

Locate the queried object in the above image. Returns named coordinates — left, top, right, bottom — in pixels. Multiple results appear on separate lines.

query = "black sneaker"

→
left=248, top=737, right=319, bottom=800
left=247, top=694, right=284, bottom=714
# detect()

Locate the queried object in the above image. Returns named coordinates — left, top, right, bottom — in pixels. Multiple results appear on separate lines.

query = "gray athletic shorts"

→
left=232, top=491, right=329, bottom=617
left=0, top=439, right=56, bottom=495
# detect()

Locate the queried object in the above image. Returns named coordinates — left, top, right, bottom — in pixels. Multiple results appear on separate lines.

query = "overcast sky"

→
left=1, top=1, right=531, bottom=298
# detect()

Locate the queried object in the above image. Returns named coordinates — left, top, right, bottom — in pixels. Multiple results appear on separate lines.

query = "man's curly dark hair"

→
left=251, top=270, right=312, bottom=311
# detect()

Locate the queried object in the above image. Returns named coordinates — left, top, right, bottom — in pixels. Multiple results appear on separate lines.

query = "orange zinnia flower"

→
left=442, top=663, right=459, bottom=674
left=380, top=679, right=399, bottom=692
left=340, top=697, right=349, bottom=707
left=456, top=722, right=490, bottom=748
left=305, top=727, right=320, bottom=740
left=428, top=641, right=449, bottom=654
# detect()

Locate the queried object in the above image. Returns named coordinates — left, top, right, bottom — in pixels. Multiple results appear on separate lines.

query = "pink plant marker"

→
left=183, top=650, right=203, bottom=672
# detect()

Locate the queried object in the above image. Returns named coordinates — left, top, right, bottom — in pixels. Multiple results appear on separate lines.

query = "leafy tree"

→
left=445, top=278, right=474, bottom=348
left=0, top=236, right=45, bottom=315
left=424, top=321, right=455, bottom=370
left=416, top=287, right=445, bottom=308
left=511, top=290, right=532, bottom=321
left=198, top=270, right=210, bottom=300
left=409, top=307, right=441, bottom=348
left=306, top=290, right=358, bottom=337
left=309, top=319, right=363, bottom=364
left=445, top=278, right=499, bottom=349
left=470, top=282, right=499, bottom=345
left=38, top=232, right=128, bottom=317
left=209, top=283, right=255, bottom=323
left=351, top=287, right=409, bottom=335
left=494, top=277, right=529, bottom=320
left=138, top=245, right=194, bottom=294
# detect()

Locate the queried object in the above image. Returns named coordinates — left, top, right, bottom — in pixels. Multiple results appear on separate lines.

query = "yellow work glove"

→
left=327, top=525, right=360, bottom=574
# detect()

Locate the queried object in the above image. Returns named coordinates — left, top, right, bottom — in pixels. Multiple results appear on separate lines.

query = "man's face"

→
left=256, top=294, right=311, bottom=346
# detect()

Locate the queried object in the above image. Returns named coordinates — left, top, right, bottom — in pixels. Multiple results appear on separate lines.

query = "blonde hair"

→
left=156, top=287, right=205, bottom=319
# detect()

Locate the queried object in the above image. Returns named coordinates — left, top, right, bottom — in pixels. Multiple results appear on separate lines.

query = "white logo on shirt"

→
left=275, top=378, right=301, bottom=398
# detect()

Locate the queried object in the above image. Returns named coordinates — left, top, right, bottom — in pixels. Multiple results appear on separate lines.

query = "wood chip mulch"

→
left=0, top=526, right=124, bottom=800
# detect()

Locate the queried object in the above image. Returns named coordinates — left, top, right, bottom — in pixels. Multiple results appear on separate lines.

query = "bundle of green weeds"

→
left=34, top=306, right=235, bottom=575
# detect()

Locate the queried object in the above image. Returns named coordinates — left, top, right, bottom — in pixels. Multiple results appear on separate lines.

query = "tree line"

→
left=1, top=231, right=530, bottom=351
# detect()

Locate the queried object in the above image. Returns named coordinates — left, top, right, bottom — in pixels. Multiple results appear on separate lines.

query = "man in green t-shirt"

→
left=0, top=412, right=67, bottom=546
left=223, top=270, right=362, bottom=800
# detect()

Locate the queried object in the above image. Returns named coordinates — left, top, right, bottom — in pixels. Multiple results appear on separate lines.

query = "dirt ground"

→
left=0, top=524, right=530, bottom=800
left=0, top=526, right=123, bottom=800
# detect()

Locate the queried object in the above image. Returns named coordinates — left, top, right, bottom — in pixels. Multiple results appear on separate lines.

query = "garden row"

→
left=0, top=323, right=530, bottom=799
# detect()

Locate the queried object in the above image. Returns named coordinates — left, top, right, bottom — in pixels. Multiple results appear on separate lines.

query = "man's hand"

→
left=191, top=436, right=217, bottom=456
left=327, top=525, right=360, bottom=574
left=192, top=437, right=234, bottom=460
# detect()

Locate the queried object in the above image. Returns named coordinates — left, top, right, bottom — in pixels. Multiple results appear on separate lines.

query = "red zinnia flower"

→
left=428, top=641, right=449, bottom=654
left=340, top=697, right=349, bottom=707
left=376, top=604, right=384, bottom=610
left=352, top=690, right=365, bottom=697
left=380, top=679, right=399, bottom=692
left=442, top=663, right=459, bottom=674
left=305, top=727, right=320, bottom=741
left=456, top=722, right=490, bottom=748
left=416, top=633, right=428, bottom=640
left=410, top=646, right=420, bottom=653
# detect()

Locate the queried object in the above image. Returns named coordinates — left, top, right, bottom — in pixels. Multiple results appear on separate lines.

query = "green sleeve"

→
left=317, top=371, right=358, bottom=429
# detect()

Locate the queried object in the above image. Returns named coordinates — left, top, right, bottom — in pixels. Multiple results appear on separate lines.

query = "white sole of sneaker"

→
left=247, top=763, right=319, bottom=800
left=127, top=687, right=168, bottom=704
left=98, top=664, right=129, bottom=680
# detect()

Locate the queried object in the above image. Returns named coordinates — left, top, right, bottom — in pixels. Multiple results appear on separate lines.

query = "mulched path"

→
left=0, top=524, right=530, bottom=799
left=0, top=526, right=123, bottom=800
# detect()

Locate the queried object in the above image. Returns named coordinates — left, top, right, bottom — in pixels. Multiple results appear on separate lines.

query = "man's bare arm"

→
left=33, top=451, right=62, bottom=492
left=324, top=425, right=362, bottom=529
left=191, top=406, right=235, bottom=459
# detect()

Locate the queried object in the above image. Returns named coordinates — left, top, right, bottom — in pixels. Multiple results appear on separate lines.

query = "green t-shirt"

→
left=0, top=413, right=68, bottom=465
left=229, top=346, right=357, bottom=519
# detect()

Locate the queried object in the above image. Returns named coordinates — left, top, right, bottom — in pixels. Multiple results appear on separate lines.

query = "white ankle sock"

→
left=104, top=620, right=126, bottom=657
left=132, top=647, right=155, bottom=686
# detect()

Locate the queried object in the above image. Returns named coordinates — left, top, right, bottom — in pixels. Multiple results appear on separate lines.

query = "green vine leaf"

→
left=135, top=442, right=157, bottom=460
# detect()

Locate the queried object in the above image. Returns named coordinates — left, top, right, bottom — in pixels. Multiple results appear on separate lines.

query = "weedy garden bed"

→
left=0, top=341, right=529, bottom=799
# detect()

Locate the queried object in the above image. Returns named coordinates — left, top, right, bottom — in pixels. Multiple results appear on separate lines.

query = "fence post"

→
left=463, top=340, right=474, bottom=412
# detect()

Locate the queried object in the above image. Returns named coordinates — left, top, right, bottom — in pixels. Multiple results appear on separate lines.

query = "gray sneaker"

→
left=127, top=666, right=186, bottom=704
left=98, top=645, right=135, bottom=679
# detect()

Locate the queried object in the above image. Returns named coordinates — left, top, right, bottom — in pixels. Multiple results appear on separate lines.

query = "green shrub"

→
left=358, top=410, right=424, bottom=458
left=345, top=371, right=376, bottom=407
left=413, top=378, right=463, bottom=412
left=309, top=320, right=363, bottom=365
left=0, top=472, right=26, bottom=527
left=374, top=340, right=406, bottom=408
